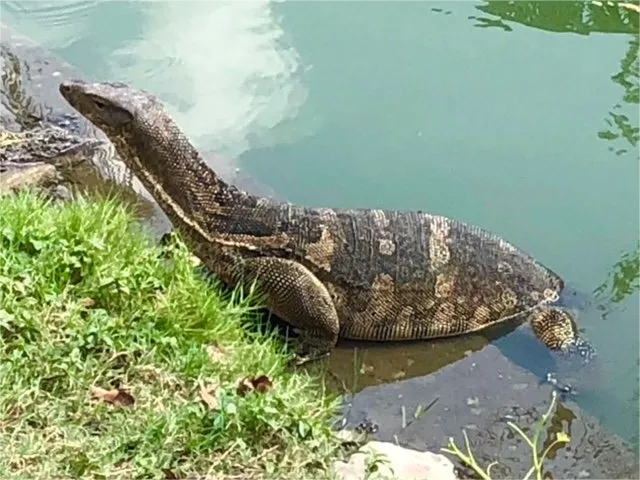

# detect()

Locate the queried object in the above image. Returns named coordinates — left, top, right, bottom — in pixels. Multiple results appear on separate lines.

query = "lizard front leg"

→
left=233, top=257, right=340, bottom=360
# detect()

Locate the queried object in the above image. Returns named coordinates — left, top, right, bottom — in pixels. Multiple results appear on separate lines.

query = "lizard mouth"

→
left=59, top=80, right=86, bottom=103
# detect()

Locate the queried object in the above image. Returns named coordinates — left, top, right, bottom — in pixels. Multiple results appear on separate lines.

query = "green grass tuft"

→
left=0, top=190, right=343, bottom=479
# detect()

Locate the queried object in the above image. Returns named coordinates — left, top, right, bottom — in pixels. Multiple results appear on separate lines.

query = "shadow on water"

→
left=314, top=0, right=640, bottom=394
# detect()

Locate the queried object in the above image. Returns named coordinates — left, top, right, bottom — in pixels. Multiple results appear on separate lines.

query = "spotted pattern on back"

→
left=310, top=210, right=565, bottom=341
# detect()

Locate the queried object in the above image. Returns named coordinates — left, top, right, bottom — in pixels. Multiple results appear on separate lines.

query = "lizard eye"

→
left=93, top=98, right=108, bottom=109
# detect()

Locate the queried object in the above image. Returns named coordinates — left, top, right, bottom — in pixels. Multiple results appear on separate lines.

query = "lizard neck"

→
left=107, top=121, right=265, bottom=255
left=113, top=119, right=263, bottom=208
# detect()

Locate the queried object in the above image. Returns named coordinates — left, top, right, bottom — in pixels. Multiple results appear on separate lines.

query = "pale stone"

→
left=333, top=441, right=457, bottom=480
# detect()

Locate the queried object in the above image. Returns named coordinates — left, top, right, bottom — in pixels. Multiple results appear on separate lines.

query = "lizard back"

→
left=203, top=202, right=565, bottom=342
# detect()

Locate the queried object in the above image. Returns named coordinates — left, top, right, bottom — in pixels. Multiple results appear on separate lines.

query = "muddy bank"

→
left=2, top=23, right=638, bottom=480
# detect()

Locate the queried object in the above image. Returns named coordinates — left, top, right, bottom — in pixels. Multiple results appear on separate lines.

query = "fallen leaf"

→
left=206, top=344, right=229, bottom=364
left=619, top=2, right=640, bottom=12
left=161, top=469, right=177, bottom=480
left=91, top=386, right=135, bottom=406
left=236, top=375, right=273, bottom=396
left=252, top=375, right=273, bottom=393
left=199, top=381, right=220, bottom=410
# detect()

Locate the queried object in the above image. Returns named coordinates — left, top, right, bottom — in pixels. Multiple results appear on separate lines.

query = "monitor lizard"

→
left=59, top=80, right=595, bottom=371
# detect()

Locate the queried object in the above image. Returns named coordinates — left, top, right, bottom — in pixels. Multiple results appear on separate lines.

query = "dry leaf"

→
left=199, top=382, right=220, bottom=410
left=252, top=375, right=273, bottom=393
left=619, top=2, right=640, bottom=12
left=236, top=376, right=254, bottom=397
left=236, top=375, right=273, bottom=396
left=206, top=344, right=228, bottom=364
left=162, top=469, right=177, bottom=480
left=91, top=386, right=135, bottom=406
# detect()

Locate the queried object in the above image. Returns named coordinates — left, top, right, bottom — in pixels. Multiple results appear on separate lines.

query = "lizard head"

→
left=59, top=80, right=160, bottom=137
left=59, top=79, right=205, bottom=192
left=60, top=79, right=254, bottom=214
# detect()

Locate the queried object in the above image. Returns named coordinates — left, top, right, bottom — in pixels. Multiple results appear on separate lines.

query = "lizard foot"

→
left=544, top=372, right=578, bottom=399
left=355, top=420, right=379, bottom=435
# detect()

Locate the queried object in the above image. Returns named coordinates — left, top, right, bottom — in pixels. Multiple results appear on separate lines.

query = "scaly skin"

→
left=59, top=80, right=595, bottom=364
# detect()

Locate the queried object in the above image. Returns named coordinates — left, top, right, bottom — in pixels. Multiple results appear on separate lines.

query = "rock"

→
left=0, top=163, right=58, bottom=194
left=333, top=441, right=457, bottom=480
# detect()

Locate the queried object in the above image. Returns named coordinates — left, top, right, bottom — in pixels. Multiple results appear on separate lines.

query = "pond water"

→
left=2, top=0, right=638, bottom=446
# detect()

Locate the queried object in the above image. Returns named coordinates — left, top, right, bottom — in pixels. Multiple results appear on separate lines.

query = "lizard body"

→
left=59, top=80, right=594, bottom=363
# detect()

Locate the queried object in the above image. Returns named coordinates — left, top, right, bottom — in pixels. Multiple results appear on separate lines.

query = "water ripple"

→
left=3, top=1, right=97, bottom=24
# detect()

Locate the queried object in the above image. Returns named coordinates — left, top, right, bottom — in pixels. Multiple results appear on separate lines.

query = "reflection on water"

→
left=473, top=1, right=640, bottom=158
left=591, top=242, right=639, bottom=444
left=2, top=0, right=309, bottom=159
left=596, top=242, right=640, bottom=307
left=106, top=1, right=309, bottom=158
left=473, top=1, right=639, bottom=35
left=601, top=34, right=639, bottom=155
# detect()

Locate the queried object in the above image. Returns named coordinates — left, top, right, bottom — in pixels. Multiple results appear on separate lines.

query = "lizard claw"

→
left=355, top=420, right=379, bottom=434
left=544, top=372, right=578, bottom=398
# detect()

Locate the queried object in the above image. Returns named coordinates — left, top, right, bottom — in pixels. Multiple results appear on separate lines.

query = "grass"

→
left=0, top=190, right=344, bottom=479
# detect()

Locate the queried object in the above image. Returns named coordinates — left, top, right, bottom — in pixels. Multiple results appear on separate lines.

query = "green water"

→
left=2, top=0, right=638, bottom=443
